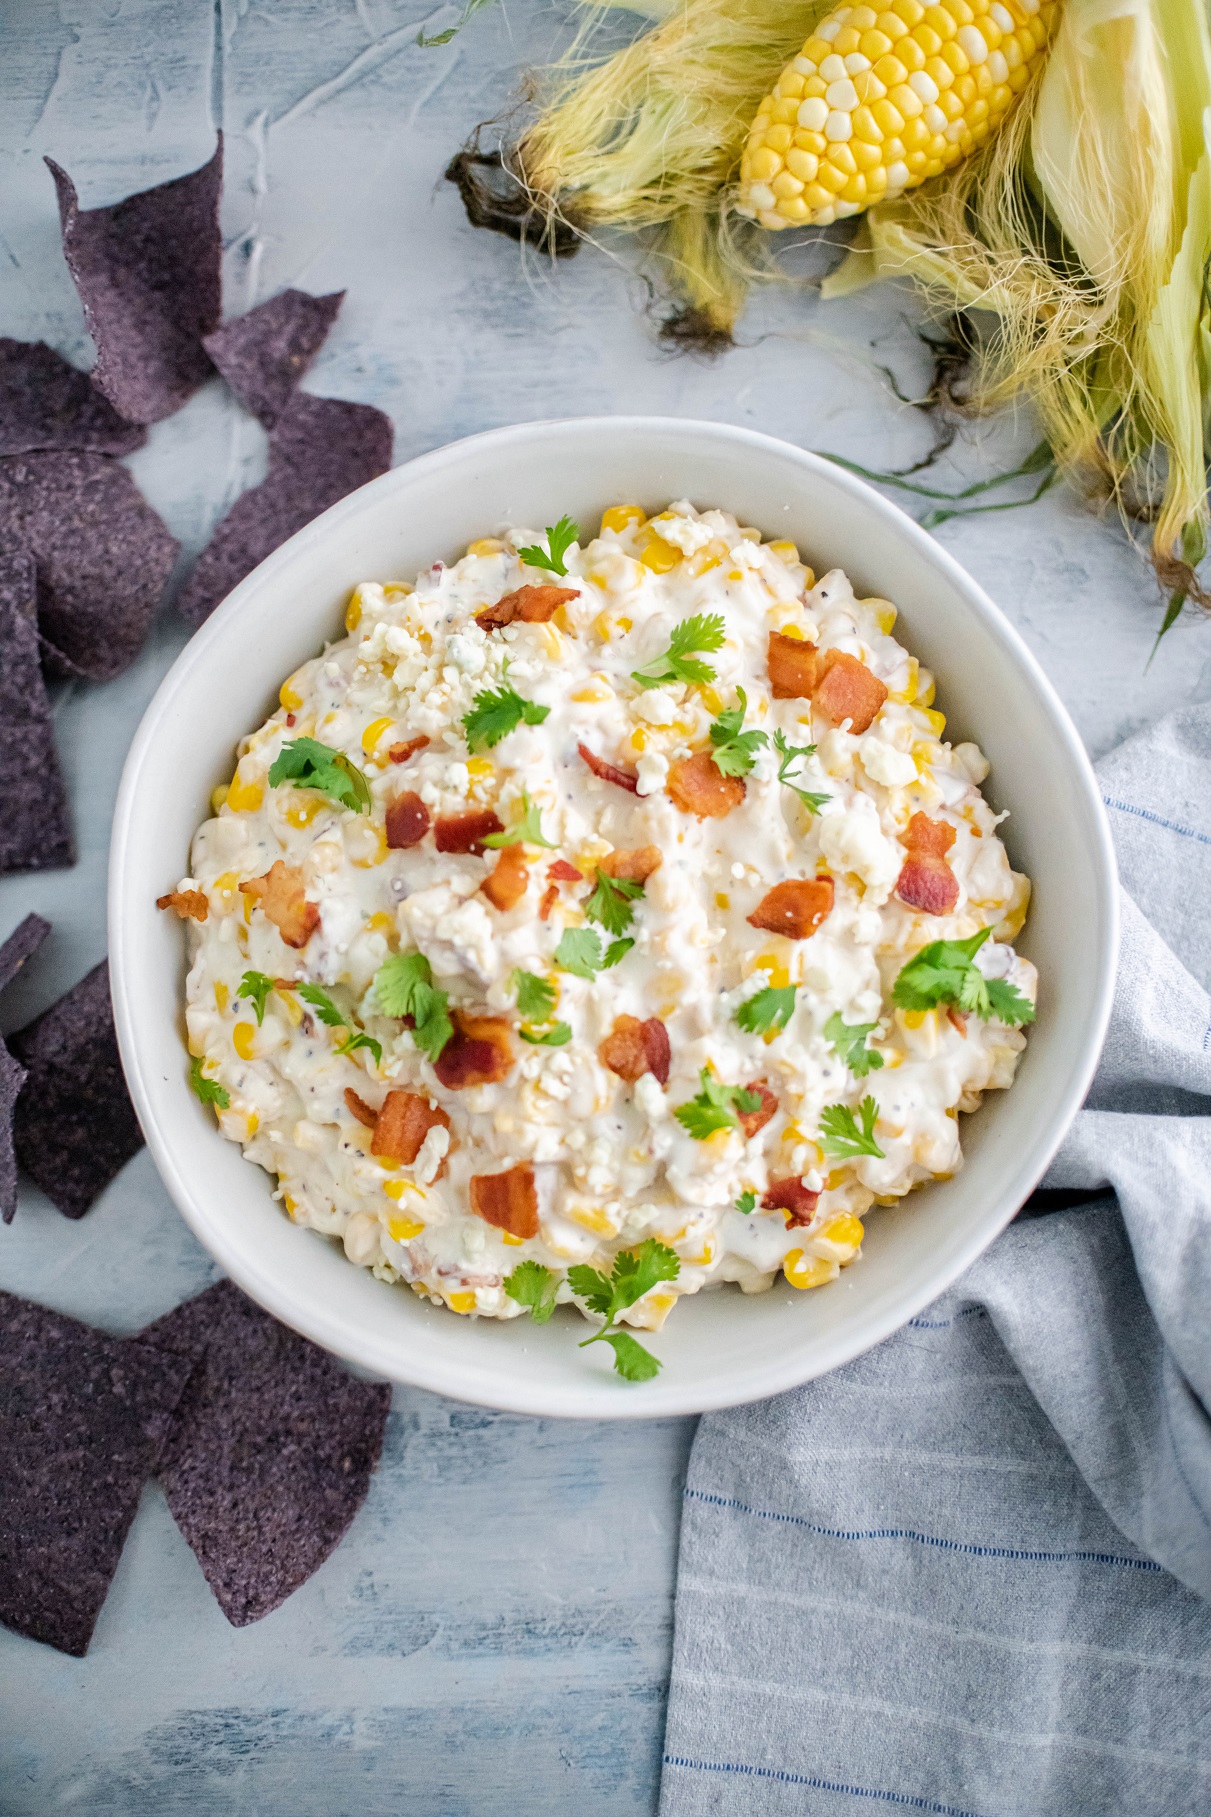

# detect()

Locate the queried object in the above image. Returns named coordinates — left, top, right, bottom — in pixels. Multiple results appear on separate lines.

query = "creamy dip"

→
left=171, top=502, right=1034, bottom=1337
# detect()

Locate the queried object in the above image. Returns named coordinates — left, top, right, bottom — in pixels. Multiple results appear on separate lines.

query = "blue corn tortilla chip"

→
left=0, top=1043, right=24, bottom=1225
left=139, top=1280, right=391, bottom=1625
left=7, top=961, right=143, bottom=1220
left=178, top=392, right=392, bottom=626
left=0, top=450, right=179, bottom=681
left=46, top=141, right=222, bottom=425
left=0, top=1292, right=195, bottom=1655
left=0, top=913, right=52, bottom=995
left=203, top=289, right=345, bottom=428
left=0, top=585, right=74, bottom=876
left=0, top=339, right=145, bottom=457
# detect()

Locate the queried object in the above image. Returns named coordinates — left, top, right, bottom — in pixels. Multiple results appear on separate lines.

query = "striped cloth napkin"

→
left=659, top=704, right=1211, bottom=1817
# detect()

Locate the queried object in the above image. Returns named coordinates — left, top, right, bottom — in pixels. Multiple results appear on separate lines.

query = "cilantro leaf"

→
left=519, top=1022, right=573, bottom=1046
left=571, top=1240, right=680, bottom=1381
left=371, top=952, right=454, bottom=1060
left=297, top=982, right=345, bottom=1028
left=189, top=1056, right=230, bottom=1110
left=504, top=1260, right=559, bottom=1324
left=674, top=1069, right=764, bottom=1141
left=602, top=938, right=634, bottom=969
left=631, top=612, right=725, bottom=690
left=891, top=928, right=1033, bottom=1026
left=462, top=685, right=550, bottom=752
left=602, top=1330, right=662, bottom=1382
left=585, top=870, right=644, bottom=937
left=736, top=1189, right=758, bottom=1215
left=736, top=984, right=797, bottom=1037
left=268, top=737, right=371, bottom=813
left=824, top=1011, right=884, bottom=1078
left=773, top=729, right=829, bottom=814
left=555, top=928, right=603, bottom=979
left=513, top=969, right=557, bottom=1022
left=708, top=687, right=768, bottom=779
left=336, top=1030, right=383, bottom=1065
left=819, top=1096, right=884, bottom=1159
left=517, top=514, right=580, bottom=578
left=237, top=970, right=274, bottom=1026
left=483, top=791, right=555, bottom=848
left=416, top=0, right=497, bottom=50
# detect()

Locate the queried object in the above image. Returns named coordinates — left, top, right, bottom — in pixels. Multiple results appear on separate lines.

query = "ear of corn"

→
left=738, top=1, right=1059, bottom=229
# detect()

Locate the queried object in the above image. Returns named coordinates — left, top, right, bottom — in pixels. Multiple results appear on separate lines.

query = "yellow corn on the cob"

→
left=738, top=0, right=1059, bottom=230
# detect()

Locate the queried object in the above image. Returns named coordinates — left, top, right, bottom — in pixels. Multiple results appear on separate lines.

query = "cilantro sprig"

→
left=296, top=982, right=382, bottom=1065
left=773, top=729, right=829, bottom=814
left=824, top=1012, right=884, bottom=1078
left=585, top=871, right=644, bottom=938
left=736, top=984, right=797, bottom=1038
left=555, top=928, right=633, bottom=978
left=674, top=1069, right=763, bottom=1141
left=517, top=515, right=579, bottom=578
left=268, top=737, right=371, bottom=814
left=892, top=928, right=1035, bottom=1026
left=708, top=688, right=768, bottom=779
left=631, top=612, right=725, bottom=691
left=736, top=1189, right=758, bottom=1215
left=519, top=1023, right=572, bottom=1046
left=372, top=952, right=454, bottom=1061
left=568, top=1240, right=680, bottom=1381
left=819, top=1096, right=884, bottom=1159
left=236, top=970, right=275, bottom=1026
left=513, top=970, right=557, bottom=1022
left=483, top=791, right=555, bottom=848
left=189, top=1056, right=230, bottom=1110
left=504, top=1259, right=560, bottom=1324
left=462, top=684, right=550, bottom=752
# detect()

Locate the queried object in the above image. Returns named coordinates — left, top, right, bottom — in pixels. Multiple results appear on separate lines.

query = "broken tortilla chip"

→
left=203, top=288, right=345, bottom=427
left=178, top=393, right=393, bottom=626
left=0, top=1043, right=25, bottom=1226
left=0, top=1292, right=195, bottom=1655
left=7, top=960, right=143, bottom=1219
left=138, top=1281, right=391, bottom=1626
left=0, top=338, right=145, bottom=457
left=0, top=912, right=52, bottom=996
left=0, top=450, right=179, bottom=680
left=46, top=140, right=222, bottom=425
left=0, top=586, right=74, bottom=875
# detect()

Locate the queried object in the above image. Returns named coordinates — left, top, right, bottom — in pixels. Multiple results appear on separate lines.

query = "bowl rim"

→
left=110, top=414, right=1119, bottom=1416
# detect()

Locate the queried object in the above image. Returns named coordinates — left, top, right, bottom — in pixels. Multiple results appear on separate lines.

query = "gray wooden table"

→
left=2, top=4, right=1209, bottom=1812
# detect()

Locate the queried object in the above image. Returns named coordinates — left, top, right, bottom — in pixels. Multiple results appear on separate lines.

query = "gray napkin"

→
left=659, top=704, right=1211, bottom=1817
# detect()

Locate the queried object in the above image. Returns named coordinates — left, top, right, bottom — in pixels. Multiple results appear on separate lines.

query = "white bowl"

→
left=110, top=417, right=1117, bottom=1418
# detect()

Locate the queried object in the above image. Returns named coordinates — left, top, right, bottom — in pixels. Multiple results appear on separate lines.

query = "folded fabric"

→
left=660, top=703, right=1211, bottom=1817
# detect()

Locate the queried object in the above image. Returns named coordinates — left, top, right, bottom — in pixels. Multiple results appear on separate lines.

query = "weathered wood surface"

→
left=1, top=3, right=1207, bottom=1811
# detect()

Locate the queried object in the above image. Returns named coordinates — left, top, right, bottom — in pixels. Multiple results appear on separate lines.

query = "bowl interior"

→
left=110, top=417, right=1116, bottom=1417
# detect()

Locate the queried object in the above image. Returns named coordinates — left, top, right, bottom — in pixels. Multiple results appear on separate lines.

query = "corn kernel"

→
left=284, top=797, right=324, bottom=829
left=501, top=1231, right=525, bottom=1246
left=384, top=1178, right=424, bottom=1200
left=569, top=1205, right=619, bottom=1237
left=213, top=981, right=229, bottom=1013
left=823, top=1213, right=865, bottom=1249
left=641, top=536, right=681, bottom=574
left=210, top=783, right=229, bottom=815
left=350, top=824, right=388, bottom=869
left=232, top=1022, right=256, bottom=1061
left=467, top=537, right=506, bottom=556
left=446, top=1292, right=477, bottom=1315
left=920, top=705, right=946, bottom=734
left=388, top=1214, right=425, bottom=1241
left=601, top=504, right=646, bottom=533
left=361, top=715, right=394, bottom=756
left=226, top=769, right=264, bottom=814
left=715, top=892, right=730, bottom=910
left=755, top=953, right=791, bottom=989
left=593, top=611, right=614, bottom=643
left=784, top=1249, right=837, bottom=1289
left=279, top=672, right=306, bottom=712
left=344, top=596, right=362, bottom=632
left=278, top=989, right=303, bottom=1027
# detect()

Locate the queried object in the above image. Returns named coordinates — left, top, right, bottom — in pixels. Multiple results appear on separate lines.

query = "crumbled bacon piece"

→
left=344, top=1088, right=378, bottom=1129
left=434, top=808, right=504, bottom=854
left=896, top=812, right=959, bottom=915
left=538, top=883, right=559, bottom=921
left=761, top=1176, right=819, bottom=1226
left=385, top=790, right=431, bottom=849
left=666, top=751, right=745, bottom=818
left=598, top=1014, right=671, bottom=1086
left=768, top=630, right=820, bottom=699
left=434, top=1011, right=513, bottom=1089
left=239, top=861, right=320, bottom=949
left=481, top=844, right=529, bottom=911
left=599, top=845, right=662, bottom=883
left=388, top=734, right=430, bottom=764
left=547, top=859, right=582, bottom=882
left=737, top=1082, right=778, bottom=1138
left=747, top=877, right=834, bottom=940
left=156, top=888, right=208, bottom=922
left=812, top=650, right=887, bottom=734
left=469, top=1163, right=539, bottom=1240
left=371, top=1089, right=451, bottom=1167
left=578, top=742, right=639, bottom=793
left=476, top=584, right=577, bottom=629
